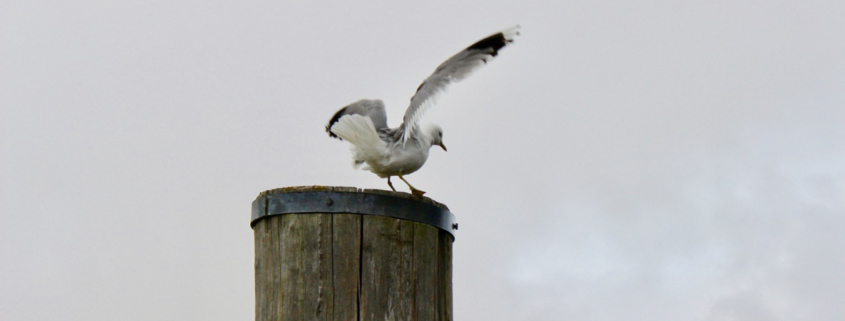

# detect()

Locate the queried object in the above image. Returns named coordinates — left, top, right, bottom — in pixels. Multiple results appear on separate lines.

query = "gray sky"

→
left=2, top=1, right=844, bottom=320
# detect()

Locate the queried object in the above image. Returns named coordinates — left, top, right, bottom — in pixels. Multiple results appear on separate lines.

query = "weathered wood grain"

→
left=254, top=216, right=282, bottom=321
left=331, top=214, right=360, bottom=321
left=303, top=214, right=333, bottom=320
left=439, top=231, right=454, bottom=321
left=413, top=224, right=438, bottom=321
left=253, top=187, right=453, bottom=321
left=360, top=215, right=415, bottom=321
left=279, top=215, right=302, bottom=319
left=278, top=214, right=334, bottom=320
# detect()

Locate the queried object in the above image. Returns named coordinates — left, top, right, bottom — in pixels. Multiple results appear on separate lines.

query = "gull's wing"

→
left=398, top=26, right=520, bottom=143
left=326, top=99, right=388, bottom=139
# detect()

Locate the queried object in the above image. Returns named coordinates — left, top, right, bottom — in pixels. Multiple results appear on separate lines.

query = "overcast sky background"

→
left=2, top=1, right=844, bottom=320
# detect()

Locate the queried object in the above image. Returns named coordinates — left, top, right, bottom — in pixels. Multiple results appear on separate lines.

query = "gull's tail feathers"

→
left=329, top=114, right=388, bottom=167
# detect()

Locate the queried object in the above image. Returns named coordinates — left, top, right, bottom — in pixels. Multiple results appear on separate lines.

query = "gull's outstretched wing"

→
left=326, top=99, right=388, bottom=139
left=398, top=26, right=520, bottom=143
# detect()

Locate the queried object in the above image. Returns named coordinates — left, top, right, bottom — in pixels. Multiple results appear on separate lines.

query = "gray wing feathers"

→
left=326, top=99, right=388, bottom=139
left=400, top=26, right=520, bottom=143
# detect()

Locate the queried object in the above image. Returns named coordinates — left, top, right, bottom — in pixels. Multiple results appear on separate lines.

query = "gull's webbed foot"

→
left=410, top=188, right=426, bottom=197
left=398, top=175, right=425, bottom=197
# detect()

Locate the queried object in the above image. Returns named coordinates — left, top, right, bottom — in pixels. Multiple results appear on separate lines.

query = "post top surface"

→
left=252, top=186, right=456, bottom=238
left=257, top=186, right=449, bottom=210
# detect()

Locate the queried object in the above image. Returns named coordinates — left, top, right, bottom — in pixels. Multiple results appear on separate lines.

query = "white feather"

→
left=329, top=115, right=388, bottom=167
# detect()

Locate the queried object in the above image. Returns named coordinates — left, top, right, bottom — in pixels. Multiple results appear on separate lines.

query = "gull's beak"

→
left=439, top=142, right=447, bottom=152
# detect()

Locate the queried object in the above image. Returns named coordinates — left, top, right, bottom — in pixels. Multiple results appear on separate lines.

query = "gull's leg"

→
left=387, top=176, right=396, bottom=191
left=398, top=175, right=426, bottom=197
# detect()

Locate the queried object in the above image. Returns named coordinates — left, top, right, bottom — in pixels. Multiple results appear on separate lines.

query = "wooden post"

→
left=251, top=186, right=457, bottom=321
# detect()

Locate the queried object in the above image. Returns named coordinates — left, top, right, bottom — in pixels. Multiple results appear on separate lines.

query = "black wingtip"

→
left=326, top=107, right=348, bottom=139
left=325, top=125, right=339, bottom=138
left=466, top=32, right=510, bottom=57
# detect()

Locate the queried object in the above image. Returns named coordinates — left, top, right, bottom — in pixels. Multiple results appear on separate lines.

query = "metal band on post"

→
left=251, top=187, right=457, bottom=238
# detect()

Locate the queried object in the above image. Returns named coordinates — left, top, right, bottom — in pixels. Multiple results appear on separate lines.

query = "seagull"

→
left=326, top=26, right=520, bottom=196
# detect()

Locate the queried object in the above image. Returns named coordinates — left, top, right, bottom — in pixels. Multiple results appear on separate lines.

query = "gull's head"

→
left=424, top=124, right=447, bottom=152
